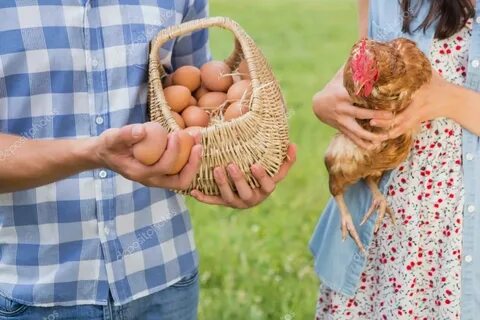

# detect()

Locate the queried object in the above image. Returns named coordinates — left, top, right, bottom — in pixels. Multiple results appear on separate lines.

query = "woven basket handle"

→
left=149, top=16, right=259, bottom=85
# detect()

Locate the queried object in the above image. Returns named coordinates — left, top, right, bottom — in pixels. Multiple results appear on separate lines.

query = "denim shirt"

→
left=309, top=0, right=480, bottom=318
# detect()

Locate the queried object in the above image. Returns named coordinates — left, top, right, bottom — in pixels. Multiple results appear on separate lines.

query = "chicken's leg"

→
left=334, top=194, right=367, bottom=255
left=360, top=177, right=396, bottom=232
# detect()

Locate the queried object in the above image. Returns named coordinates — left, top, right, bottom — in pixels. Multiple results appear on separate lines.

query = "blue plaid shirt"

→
left=0, top=0, right=209, bottom=307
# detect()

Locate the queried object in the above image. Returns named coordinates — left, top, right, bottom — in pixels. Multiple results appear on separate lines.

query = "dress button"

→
left=99, top=170, right=107, bottom=179
left=466, top=153, right=474, bottom=161
left=472, top=60, right=480, bottom=68
left=95, top=116, right=104, bottom=125
left=467, top=205, right=475, bottom=213
left=465, top=255, right=473, bottom=263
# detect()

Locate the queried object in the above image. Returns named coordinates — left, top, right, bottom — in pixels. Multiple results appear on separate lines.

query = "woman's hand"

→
left=370, top=71, right=455, bottom=139
left=312, top=67, right=392, bottom=149
left=191, top=144, right=296, bottom=209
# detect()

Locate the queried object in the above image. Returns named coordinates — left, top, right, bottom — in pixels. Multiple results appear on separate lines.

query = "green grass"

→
left=188, top=1, right=357, bottom=319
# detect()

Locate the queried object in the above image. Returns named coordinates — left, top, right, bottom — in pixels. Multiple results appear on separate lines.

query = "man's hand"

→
left=95, top=124, right=202, bottom=190
left=190, top=144, right=296, bottom=209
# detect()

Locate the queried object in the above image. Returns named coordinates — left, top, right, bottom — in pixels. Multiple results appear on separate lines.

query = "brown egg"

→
left=164, top=85, right=191, bottom=113
left=171, top=111, right=186, bottom=129
left=200, top=61, right=233, bottom=92
left=227, top=80, right=252, bottom=101
left=162, top=74, right=173, bottom=87
left=172, top=66, right=201, bottom=92
left=166, top=130, right=195, bottom=175
left=133, top=122, right=168, bottom=166
left=198, top=92, right=227, bottom=111
left=182, top=106, right=210, bottom=127
left=189, top=96, right=197, bottom=106
left=224, top=101, right=249, bottom=121
left=237, top=59, right=250, bottom=79
left=194, top=85, right=209, bottom=100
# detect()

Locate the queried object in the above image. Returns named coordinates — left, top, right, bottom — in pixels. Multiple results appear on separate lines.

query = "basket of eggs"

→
left=146, top=16, right=289, bottom=195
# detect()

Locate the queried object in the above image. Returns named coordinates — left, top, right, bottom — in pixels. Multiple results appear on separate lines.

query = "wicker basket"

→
left=147, top=17, right=289, bottom=195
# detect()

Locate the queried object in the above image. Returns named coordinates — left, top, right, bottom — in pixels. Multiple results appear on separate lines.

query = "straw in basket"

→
left=148, top=17, right=289, bottom=196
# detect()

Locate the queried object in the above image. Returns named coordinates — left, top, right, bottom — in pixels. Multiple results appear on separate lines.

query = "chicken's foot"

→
left=360, top=177, right=396, bottom=233
left=334, top=194, right=367, bottom=255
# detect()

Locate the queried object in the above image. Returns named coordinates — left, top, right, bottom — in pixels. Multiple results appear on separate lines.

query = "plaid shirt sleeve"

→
left=171, top=0, right=211, bottom=69
left=0, top=0, right=209, bottom=307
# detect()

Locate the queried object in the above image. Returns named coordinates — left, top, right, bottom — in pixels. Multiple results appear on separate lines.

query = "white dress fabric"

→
left=316, top=20, right=472, bottom=320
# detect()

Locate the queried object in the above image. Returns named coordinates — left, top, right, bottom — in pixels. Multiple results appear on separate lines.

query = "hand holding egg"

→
left=132, top=122, right=168, bottom=166
left=131, top=122, right=196, bottom=177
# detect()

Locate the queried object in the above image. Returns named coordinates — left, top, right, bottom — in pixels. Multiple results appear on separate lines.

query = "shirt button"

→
left=467, top=205, right=475, bottom=213
left=466, top=153, right=474, bottom=161
left=99, top=170, right=107, bottom=179
left=465, top=255, right=473, bottom=263
left=91, top=58, right=98, bottom=68
left=472, top=60, right=480, bottom=68
left=95, top=116, right=104, bottom=125
left=104, top=227, right=110, bottom=236
left=476, top=16, right=480, bottom=24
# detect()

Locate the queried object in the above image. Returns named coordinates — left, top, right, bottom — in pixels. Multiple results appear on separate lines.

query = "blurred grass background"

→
left=188, top=0, right=358, bottom=319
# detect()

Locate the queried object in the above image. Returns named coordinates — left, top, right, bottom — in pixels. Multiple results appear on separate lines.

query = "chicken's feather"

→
left=326, top=38, right=432, bottom=196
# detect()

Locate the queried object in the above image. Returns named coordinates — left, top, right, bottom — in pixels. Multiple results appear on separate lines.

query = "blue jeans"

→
left=0, top=270, right=199, bottom=320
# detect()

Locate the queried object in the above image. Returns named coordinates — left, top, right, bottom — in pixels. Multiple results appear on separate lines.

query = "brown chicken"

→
left=325, top=38, right=432, bottom=253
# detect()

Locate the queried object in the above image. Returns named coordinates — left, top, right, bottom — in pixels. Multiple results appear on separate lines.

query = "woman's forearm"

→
left=445, top=85, right=480, bottom=136
left=0, top=133, right=100, bottom=193
left=358, top=0, right=369, bottom=38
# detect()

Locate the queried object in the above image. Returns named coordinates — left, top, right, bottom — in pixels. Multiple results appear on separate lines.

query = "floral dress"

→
left=316, top=20, right=472, bottom=320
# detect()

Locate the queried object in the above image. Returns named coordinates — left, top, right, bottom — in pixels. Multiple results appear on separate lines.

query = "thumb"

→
left=117, top=124, right=146, bottom=147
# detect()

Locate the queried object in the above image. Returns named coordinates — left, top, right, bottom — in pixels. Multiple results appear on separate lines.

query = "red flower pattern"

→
left=316, top=20, right=472, bottom=320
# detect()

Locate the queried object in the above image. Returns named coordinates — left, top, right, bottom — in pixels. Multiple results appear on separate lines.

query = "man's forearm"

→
left=0, top=133, right=100, bottom=193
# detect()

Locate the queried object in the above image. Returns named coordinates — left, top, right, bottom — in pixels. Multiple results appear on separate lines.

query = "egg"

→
left=164, top=85, right=191, bottom=113
left=133, top=122, right=168, bottom=166
left=224, top=101, right=249, bottom=121
left=237, top=59, right=250, bottom=79
left=166, top=130, right=195, bottom=175
left=171, top=111, right=186, bottom=129
left=194, top=85, right=209, bottom=100
left=200, top=61, right=233, bottom=92
left=189, top=96, right=197, bottom=106
left=198, top=92, right=227, bottom=111
left=182, top=106, right=210, bottom=127
left=172, top=66, right=201, bottom=92
left=227, top=80, right=252, bottom=101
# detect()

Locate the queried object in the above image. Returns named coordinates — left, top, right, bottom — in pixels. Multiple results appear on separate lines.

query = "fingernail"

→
left=227, top=164, right=237, bottom=175
left=132, top=124, right=143, bottom=137
left=213, top=168, right=223, bottom=180
left=371, top=120, right=377, bottom=126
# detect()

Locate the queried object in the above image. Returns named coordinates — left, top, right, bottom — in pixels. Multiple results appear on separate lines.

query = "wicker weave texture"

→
left=148, top=17, right=289, bottom=195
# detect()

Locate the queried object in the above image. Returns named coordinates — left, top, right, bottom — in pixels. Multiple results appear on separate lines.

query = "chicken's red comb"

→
left=351, top=39, right=379, bottom=97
